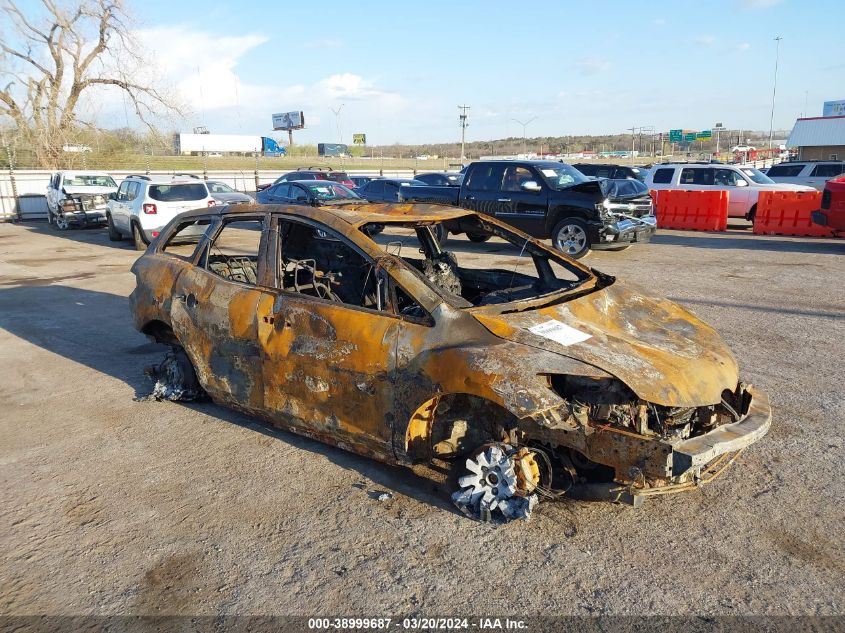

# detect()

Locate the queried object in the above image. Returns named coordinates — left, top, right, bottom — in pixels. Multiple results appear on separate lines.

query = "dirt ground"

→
left=0, top=219, right=843, bottom=618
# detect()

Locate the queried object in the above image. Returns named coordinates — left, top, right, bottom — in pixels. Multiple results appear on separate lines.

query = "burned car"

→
left=130, top=203, right=771, bottom=521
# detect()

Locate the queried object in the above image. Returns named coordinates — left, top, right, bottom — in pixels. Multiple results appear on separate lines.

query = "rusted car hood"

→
left=473, top=281, right=739, bottom=408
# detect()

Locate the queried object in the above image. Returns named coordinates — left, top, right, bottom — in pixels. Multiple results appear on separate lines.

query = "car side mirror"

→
left=108, top=192, right=117, bottom=200
left=735, top=180, right=748, bottom=187
left=521, top=180, right=542, bottom=192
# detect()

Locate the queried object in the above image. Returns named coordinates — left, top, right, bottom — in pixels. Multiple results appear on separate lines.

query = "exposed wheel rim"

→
left=554, top=224, right=587, bottom=255
left=54, top=214, right=69, bottom=230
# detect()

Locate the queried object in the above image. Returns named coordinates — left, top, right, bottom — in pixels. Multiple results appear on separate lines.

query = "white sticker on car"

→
left=528, top=320, right=592, bottom=346
left=541, top=169, right=558, bottom=177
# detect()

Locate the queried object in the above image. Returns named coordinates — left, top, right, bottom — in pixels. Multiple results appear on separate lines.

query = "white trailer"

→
left=176, top=133, right=264, bottom=155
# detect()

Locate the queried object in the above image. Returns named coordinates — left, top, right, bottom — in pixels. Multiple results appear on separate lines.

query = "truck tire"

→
left=467, top=232, right=491, bottom=243
left=132, top=222, right=147, bottom=251
left=107, top=214, right=122, bottom=241
left=552, top=218, right=591, bottom=259
left=432, top=223, right=448, bottom=246
left=746, top=204, right=757, bottom=225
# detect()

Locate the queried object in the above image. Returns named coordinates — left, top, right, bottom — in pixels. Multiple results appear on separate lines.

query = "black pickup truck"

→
left=401, top=160, right=656, bottom=258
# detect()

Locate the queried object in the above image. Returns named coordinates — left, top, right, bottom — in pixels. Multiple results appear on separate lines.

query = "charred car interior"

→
left=130, top=202, right=771, bottom=522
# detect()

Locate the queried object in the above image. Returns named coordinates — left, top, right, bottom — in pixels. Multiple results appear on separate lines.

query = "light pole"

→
left=511, top=117, right=536, bottom=157
left=768, top=36, right=782, bottom=149
left=330, top=104, right=345, bottom=144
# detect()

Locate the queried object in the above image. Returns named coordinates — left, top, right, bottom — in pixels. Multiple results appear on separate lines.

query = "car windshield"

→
left=740, top=168, right=775, bottom=184
left=148, top=183, right=208, bottom=202
left=535, top=164, right=590, bottom=189
left=208, top=182, right=234, bottom=193
left=361, top=215, right=597, bottom=312
left=304, top=183, right=360, bottom=200
left=64, top=174, right=116, bottom=187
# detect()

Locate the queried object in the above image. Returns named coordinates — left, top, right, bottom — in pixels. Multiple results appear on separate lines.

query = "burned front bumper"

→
left=566, top=386, right=771, bottom=506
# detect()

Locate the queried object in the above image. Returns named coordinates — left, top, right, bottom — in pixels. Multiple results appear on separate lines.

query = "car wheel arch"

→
left=141, top=319, right=179, bottom=346
left=402, top=392, right=520, bottom=462
left=546, top=205, right=592, bottom=235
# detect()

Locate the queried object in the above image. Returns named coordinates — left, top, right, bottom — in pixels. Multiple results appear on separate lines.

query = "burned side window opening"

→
left=277, top=220, right=382, bottom=311
left=161, top=218, right=212, bottom=260
left=206, top=218, right=263, bottom=285
left=361, top=217, right=593, bottom=310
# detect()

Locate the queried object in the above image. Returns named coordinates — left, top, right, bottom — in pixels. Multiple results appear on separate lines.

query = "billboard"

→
left=272, top=111, right=305, bottom=131
left=822, top=100, right=845, bottom=117
left=352, top=133, right=366, bottom=145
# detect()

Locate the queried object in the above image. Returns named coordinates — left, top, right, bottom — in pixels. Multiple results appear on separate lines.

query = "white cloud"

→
left=693, top=35, right=716, bottom=46
left=134, top=27, right=268, bottom=111
left=738, top=42, right=751, bottom=51
left=653, top=18, right=667, bottom=27
left=575, top=57, right=611, bottom=75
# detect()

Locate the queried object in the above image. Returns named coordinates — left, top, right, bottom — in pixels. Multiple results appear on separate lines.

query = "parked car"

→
left=400, top=160, right=656, bottom=258
left=811, top=174, right=845, bottom=233
left=645, top=162, right=815, bottom=221
left=355, top=178, right=428, bottom=204
left=349, top=176, right=373, bottom=188
left=414, top=172, right=465, bottom=187
left=206, top=181, right=254, bottom=205
left=46, top=170, right=118, bottom=229
left=130, top=202, right=770, bottom=519
left=764, top=161, right=845, bottom=191
left=257, top=167, right=355, bottom=191
left=106, top=175, right=216, bottom=250
left=572, top=163, right=648, bottom=182
left=256, top=180, right=361, bottom=206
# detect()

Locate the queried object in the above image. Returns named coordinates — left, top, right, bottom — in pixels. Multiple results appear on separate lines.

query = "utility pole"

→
left=458, top=105, right=470, bottom=163
left=769, top=36, right=783, bottom=149
left=628, top=126, right=636, bottom=164
left=511, top=117, right=537, bottom=157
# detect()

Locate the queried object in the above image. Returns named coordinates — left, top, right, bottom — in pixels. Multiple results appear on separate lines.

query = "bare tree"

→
left=0, top=0, right=182, bottom=168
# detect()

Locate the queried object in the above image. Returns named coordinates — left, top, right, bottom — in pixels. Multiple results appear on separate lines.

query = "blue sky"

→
left=122, top=0, right=843, bottom=144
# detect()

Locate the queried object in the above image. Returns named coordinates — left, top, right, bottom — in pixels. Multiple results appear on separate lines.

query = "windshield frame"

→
left=63, top=174, right=117, bottom=188
left=303, top=182, right=361, bottom=201
left=534, top=162, right=591, bottom=190
left=359, top=214, right=602, bottom=314
left=739, top=167, right=776, bottom=185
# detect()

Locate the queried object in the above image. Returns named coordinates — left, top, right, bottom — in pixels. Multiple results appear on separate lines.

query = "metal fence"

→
left=0, top=168, right=419, bottom=221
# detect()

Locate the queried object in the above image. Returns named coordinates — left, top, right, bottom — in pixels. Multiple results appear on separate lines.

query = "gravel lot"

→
left=0, top=219, right=843, bottom=618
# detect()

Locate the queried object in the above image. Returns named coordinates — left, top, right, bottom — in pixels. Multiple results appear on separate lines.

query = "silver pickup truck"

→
left=46, top=171, right=118, bottom=229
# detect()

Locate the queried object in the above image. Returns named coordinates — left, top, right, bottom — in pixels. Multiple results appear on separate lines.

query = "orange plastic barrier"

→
left=650, top=189, right=728, bottom=231
left=753, top=191, right=834, bottom=237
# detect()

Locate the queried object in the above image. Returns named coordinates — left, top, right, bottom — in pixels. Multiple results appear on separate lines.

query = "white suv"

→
left=107, top=175, right=216, bottom=249
left=764, top=161, right=845, bottom=191
left=645, top=163, right=814, bottom=221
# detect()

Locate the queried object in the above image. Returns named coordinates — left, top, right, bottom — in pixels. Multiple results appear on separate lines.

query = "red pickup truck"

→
left=812, top=174, right=845, bottom=232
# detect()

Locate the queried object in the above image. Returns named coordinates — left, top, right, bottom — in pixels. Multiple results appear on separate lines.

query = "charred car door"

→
left=169, top=214, right=270, bottom=411
left=256, top=216, right=400, bottom=458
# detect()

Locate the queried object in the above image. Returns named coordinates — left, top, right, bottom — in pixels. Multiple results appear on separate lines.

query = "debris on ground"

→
left=452, top=445, right=540, bottom=523
left=135, top=352, right=204, bottom=402
left=377, top=492, right=392, bottom=502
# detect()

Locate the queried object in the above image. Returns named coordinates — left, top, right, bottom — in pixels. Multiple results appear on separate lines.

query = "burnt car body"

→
left=130, top=202, right=770, bottom=517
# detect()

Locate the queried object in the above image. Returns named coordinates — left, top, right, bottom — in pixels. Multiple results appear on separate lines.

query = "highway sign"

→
left=669, top=129, right=683, bottom=143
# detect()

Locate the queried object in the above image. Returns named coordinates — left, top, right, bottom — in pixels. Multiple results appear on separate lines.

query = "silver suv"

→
left=764, top=161, right=845, bottom=191
left=106, top=175, right=216, bottom=249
